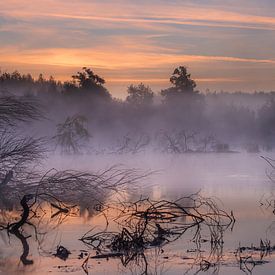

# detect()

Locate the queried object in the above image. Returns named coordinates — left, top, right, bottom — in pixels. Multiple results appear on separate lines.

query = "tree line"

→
left=0, top=66, right=200, bottom=102
left=1, top=66, right=275, bottom=153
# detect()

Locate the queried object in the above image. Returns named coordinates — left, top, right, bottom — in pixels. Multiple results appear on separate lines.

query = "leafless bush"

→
left=0, top=131, right=44, bottom=173
left=157, top=129, right=197, bottom=153
left=80, top=193, right=234, bottom=272
left=0, top=95, right=41, bottom=126
left=261, top=156, right=275, bottom=183
left=0, top=167, right=152, bottom=265
left=198, top=134, right=217, bottom=152
left=0, top=94, right=45, bottom=190
left=0, top=166, right=151, bottom=212
left=235, top=240, right=272, bottom=274
left=111, top=132, right=150, bottom=154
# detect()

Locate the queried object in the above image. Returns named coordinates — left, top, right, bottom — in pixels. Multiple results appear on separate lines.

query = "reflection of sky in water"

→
left=1, top=153, right=275, bottom=274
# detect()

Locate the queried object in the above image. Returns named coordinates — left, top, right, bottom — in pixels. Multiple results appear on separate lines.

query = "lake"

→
left=1, top=152, right=275, bottom=275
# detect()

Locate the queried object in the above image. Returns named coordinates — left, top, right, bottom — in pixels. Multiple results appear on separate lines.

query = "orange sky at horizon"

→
left=1, top=0, right=275, bottom=97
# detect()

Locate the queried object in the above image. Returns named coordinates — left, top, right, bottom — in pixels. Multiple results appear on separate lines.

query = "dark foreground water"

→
left=1, top=153, right=275, bottom=275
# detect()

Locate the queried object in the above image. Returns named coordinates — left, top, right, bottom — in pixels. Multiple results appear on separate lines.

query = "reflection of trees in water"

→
left=1, top=92, right=275, bottom=273
left=0, top=166, right=150, bottom=268
left=0, top=193, right=104, bottom=267
left=7, top=195, right=34, bottom=265
left=259, top=156, right=275, bottom=221
left=234, top=156, right=275, bottom=274
left=234, top=240, right=275, bottom=274
left=2, top=185, right=275, bottom=274
left=0, top=94, right=152, bottom=270
left=0, top=190, right=233, bottom=272
left=81, top=193, right=235, bottom=274
left=0, top=94, right=44, bottom=267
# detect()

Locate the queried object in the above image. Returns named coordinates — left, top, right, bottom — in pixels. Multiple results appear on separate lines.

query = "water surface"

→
left=1, top=153, right=275, bottom=274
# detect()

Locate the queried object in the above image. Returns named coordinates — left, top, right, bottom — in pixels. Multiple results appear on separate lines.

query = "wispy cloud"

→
left=2, top=0, right=275, bottom=31
left=1, top=0, right=275, bottom=95
left=1, top=47, right=275, bottom=69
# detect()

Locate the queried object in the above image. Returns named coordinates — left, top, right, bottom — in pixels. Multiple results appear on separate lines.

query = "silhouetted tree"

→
left=67, top=67, right=110, bottom=98
left=0, top=70, right=63, bottom=97
left=126, top=83, right=154, bottom=106
left=0, top=71, right=34, bottom=94
left=63, top=81, right=77, bottom=94
left=72, top=67, right=104, bottom=88
left=161, top=66, right=199, bottom=101
left=0, top=71, right=34, bottom=84
left=0, top=95, right=44, bottom=182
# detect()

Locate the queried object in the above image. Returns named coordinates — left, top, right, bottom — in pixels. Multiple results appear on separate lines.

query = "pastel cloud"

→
left=1, top=0, right=275, bottom=97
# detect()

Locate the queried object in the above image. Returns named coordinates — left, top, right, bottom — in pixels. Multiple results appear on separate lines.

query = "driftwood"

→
left=8, top=194, right=35, bottom=265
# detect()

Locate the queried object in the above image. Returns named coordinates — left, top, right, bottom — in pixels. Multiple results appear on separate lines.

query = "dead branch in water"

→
left=7, top=194, right=35, bottom=265
left=235, top=240, right=273, bottom=274
left=80, top=193, right=234, bottom=272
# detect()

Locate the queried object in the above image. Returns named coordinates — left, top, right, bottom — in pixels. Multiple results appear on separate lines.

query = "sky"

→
left=1, top=0, right=275, bottom=98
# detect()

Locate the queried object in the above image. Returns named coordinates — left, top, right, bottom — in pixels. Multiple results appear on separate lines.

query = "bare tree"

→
left=0, top=95, right=44, bottom=189
left=0, top=131, right=44, bottom=173
left=112, top=132, right=150, bottom=154
left=54, top=115, right=90, bottom=154
left=0, top=95, right=41, bottom=125
left=158, top=129, right=197, bottom=153
left=199, top=134, right=217, bottom=152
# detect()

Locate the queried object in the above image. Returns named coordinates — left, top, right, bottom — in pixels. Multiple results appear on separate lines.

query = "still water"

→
left=1, top=153, right=275, bottom=274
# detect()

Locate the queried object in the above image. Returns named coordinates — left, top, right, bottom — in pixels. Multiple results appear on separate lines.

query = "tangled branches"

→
left=0, top=166, right=151, bottom=212
left=112, top=133, right=151, bottom=154
left=80, top=193, right=234, bottom=272
left=7, top=194, right=35, bottom=265
left=0, top=131, right=44, bottom=172
left=235, top=240, right=274, bottom=274
left=261, top=156, right=275, bottom=183
left=0, top=94, right=45, bottom=188
left=0, top=95, right=41, bottom=126
left=1, top=193, right=77, bottom=266
left=157, top=129, right=197, bottom=153
left=0, top=165, right=150, bottom=267
left=54, top=115, right=90, bottom=154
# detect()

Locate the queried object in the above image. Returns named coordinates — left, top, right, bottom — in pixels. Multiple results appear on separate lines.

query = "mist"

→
left=1, top=67, right=275, bottom=274
left=1, top=67, right=275, bottom=155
